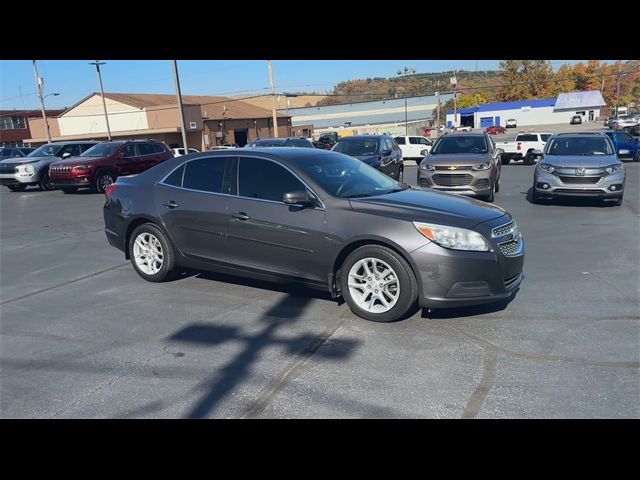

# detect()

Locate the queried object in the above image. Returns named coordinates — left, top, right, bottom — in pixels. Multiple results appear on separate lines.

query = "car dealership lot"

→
left=1, top=163, right=639, bottom=418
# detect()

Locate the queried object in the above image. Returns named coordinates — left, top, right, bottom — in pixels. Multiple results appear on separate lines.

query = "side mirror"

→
left=62, top=152, right=71, bottom=159
left=283, top=190, right=318, bottom=208
left=381, top=149, right=392, bottom=156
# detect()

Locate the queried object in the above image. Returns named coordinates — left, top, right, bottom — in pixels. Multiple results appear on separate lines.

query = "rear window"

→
left=153, top=143, right=166, bottom=153
left=163, top=164, right=185, bottom=187
left=394, top=137, right=406, bottom=145
left=540, top=134, right=552, bottom=142
left=137, top=143, right=155, bottom=156
left=516, top=134, right=538, bottom=142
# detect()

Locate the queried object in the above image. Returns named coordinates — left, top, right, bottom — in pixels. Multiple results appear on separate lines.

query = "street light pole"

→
left=267, top=61, right=279, bottom=137
left=171, top=60, right=190, bottom=152
left=435, top=91, right=441, bottom=138
left=89, top=60, right=112, bottom=140
left=32, top=60, right=52, bottom=143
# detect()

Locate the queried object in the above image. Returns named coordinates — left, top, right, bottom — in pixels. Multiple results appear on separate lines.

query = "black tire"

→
left=415, top=159, right=422, bottom=166
left=95, top=171, right=116, bottom=193
left=524, top=154, right=534, bottom=166
left=7, top=184, right=27, bottom=192
left=128, top=223, right=175, bottom=282
left=340, top=245, right=418, bottom=323
left=480, top=181, right=495, bottom=202
left=398, top=167, right=404, bottom=183
left=495, top=173, right=500, bottom=193
left=38, top=170, right=55, bottom=191
left=61, top=187, right=78, bottom=194
left=531, top=186, right=542, bottom=204
left=634, top=151, right=639, bottom=162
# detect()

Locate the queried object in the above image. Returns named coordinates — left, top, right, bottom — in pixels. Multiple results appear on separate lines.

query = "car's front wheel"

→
left=340, top=245, right=418, bottom=322
left=398, top=166, right=404, bottom=183
left=480, top=181, right=495, bottom=202
left=129, top=224, right=175, bottom=282
left=634, top=151, right=639, bottom=162
left=39, top=171, right=55, bottom=191
left=95, top=171, right=115, bottom=194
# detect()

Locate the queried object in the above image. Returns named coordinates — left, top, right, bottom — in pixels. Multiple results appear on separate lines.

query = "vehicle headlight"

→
left=472, top=162, right=491, bottom=171
left=419, top=161, right=435, bottom=171
left=413, top=222, right=489, bottom=251
left=73, top=165, right=93, bottom=171
left=420, top=149, right=429, bottom=156
left=17, top=164, right=35, bottom=175
left=538, top=163, right=555, bottom=173
left=604, top=164, right=623, bottom=174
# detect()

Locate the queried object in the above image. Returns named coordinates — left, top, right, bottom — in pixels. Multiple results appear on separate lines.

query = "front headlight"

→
left=73, top=165, right=93, bottom=172
left=420, top=149, right=430, bottom=156
left=413, top=222, right=489, bottom=251
left=17, top=164, right=35, bottom=175
left=472, top=162, right=491, bottom=171
left=419, top=161, right=435, bottom=171
left=538, top=163, right=555, bottom=173
left=604, top=164, right=623, bottom=174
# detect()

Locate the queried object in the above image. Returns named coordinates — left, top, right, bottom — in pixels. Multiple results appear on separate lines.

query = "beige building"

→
left=27, top=92, right=309, bottom=149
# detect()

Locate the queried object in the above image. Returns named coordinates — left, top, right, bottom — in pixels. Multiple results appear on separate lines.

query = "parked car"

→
left=0, top=147, right=35, bottom=159
left=103, top=149, right=524, bottom=323
left=624, top=124, right=640, bottom=137
left=49, top=139, right=173, bottom=193
left=485, top=125, right=507, bottom=135
left=0, top=141, right=98, bottom=192
left=505, top=119, right=517, bottom=128
left=532, top=133, right=625, bottom=206
left=417, top=132, right=502, bottom=202
left=603, top=130, right=640, bottom=161
left=453, top=125, right=472, bottom=132
left=570, top=115, right=583, bottom=125
left=246, top=137, right=315, bottom=148
left=423, top=125, right=444, bottom=136
left=171, top=147, right=200, bottom=157
left=394, top=135, right=433, bottom=164
left=496, top=132, right=553, bottom=165
left=208, top=144, right=238, bottom=150
left=612, top=116, right=640, bottom=130
left=332, top=135, right=404, bottom=182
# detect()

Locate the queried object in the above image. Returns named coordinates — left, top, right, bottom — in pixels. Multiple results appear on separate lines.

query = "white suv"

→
left=394, top=136, right=433, bottom=164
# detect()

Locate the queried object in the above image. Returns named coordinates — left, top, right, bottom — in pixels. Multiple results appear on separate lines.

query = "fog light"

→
left=610, top=185, right=617, bottom=191
left=609, top=184, right=622, bottom=191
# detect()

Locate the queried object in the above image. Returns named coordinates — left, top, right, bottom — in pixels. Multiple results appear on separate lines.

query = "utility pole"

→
left=267, top=60, right=279, bottom=137
left=32, top=60, right=51, bottom=143
left=405, top=97, right=408, bottom=135
left=452, top=70, right=458, bottom=128
left=89, top=61, right=112, bottom=140
left=171, top=60, right=190, bottom=151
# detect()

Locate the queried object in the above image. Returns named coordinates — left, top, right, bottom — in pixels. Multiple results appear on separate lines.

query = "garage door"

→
left=480, top=117, right=494, bottom=128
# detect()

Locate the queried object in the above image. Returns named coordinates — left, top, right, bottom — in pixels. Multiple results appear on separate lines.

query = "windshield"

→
left=545, top=137, right=614, bottom=156
left=80, top=143, right=120, bottom=157
left=27, top=144, right=62, bottom=157
left=333, top=138, right=379, bottom=156
left=294, top=152, right=405, bottom=198
left=430, top=135, right=488, bottom=154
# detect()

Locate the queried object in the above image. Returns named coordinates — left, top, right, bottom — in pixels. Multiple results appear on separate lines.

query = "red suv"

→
left=49, top=139, right=174, bottom=193
left=486, top=125, right=507, bottom=135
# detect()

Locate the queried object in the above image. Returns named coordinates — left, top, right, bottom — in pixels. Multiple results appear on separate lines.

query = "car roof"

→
left=553, top=132, right=608, bottom=137
left=43, top=140, right=100, bottom=145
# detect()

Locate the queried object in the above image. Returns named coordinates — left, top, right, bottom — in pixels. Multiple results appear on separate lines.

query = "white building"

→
left=445, top=91, right=606, bottom=128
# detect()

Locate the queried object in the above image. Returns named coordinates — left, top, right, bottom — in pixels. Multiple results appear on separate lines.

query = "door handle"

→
left=162, top=200, right=178, bottom=209
left=232, top=212, right=250, bottom=221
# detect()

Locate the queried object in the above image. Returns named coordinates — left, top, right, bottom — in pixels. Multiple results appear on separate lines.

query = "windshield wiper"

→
left=344, top=193, right=375, bottom=198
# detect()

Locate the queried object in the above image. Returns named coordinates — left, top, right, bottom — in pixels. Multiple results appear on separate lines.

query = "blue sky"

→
left=0, top=60, right=604, bottom=111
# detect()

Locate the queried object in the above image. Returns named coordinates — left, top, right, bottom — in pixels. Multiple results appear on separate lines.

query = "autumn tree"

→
left=550, top=64, right=576, bottom=96
left=456, top=92, right=489, bottom=109
left=496, top=60, right=554, bottom=101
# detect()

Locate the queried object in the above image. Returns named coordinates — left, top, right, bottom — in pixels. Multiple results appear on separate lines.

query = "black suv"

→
left=331, top=135, right=404, bottom=182
left=246, top=137, right=315, bottom=148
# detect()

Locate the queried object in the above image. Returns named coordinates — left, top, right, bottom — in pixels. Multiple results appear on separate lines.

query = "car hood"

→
left=0, top=155, right=53, bottom=165
left=423, top=153, right=491, bottom=166
left=351, top=154, right=380, bottom=165
left=542, top=155, right=619, bottom=168
left=52, top=156, right=103, bottom=166
left=349, top=187, right=506, bottom=229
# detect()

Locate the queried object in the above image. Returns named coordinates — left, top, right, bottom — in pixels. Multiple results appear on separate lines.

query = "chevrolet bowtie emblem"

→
left=448, top=166, right=457, bottom=170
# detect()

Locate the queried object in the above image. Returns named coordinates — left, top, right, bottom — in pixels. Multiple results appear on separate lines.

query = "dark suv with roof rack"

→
left=49, top=139, right=173, bottom=193
left=246, top=137, right=315, bottom=148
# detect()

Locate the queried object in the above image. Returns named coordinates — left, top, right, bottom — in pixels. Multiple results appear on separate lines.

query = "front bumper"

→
left=417, top=168, right=493, bottom=196
left=534, top=169, right=625, bottom=198
left=409, top=216, right=525, bottom=309
left=50, top=173, right=94, bottom=188
left=0, top=172, right=39, bottom=185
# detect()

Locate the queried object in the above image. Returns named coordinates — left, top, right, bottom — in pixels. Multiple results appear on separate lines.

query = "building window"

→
left=0, top=115, right=27, bottom=130
left=0, top=141, right=26, bottom=147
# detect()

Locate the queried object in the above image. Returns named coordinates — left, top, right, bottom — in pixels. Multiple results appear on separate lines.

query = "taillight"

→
left=104, top=183, right=117, bottom=198
left=516, top=142, right=521, bottom=151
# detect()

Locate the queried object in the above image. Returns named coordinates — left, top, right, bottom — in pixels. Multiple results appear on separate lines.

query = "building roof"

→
left=555, top=90, right=606, bottom=109
left=60, top=92, right=289, bottom=120
left=448, top=98, right=556, bottom=115
left=0, top=109, right=65, bottom=118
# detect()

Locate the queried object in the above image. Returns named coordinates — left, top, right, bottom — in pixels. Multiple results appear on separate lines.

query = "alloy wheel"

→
left=347, top=257, right=400, bottom=313
left=133, top=232, right=164, bottom=275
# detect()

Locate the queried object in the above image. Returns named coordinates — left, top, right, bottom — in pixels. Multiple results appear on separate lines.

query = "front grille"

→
left=50, top=165, right=72, bottom=173
left=492, top=221, right=514, bottom=237
left=504, top=273, right=522, bottom=290
left=555, top=188, right=603, bottom=194
left=432, top=174, right=473, bottom=186
left=434, top=165, right=473, bottom=171
left=498, top=237, right=522, bottom=256
left=0, top=164, right=17, bottom=174
left=558, top=176, right=601, bottom=184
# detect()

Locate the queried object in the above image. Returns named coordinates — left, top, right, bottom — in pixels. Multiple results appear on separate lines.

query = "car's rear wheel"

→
left=7, top=184, right=27, bottom=192
left=340, top=245, right=418, bottom=323
left=95, top=171, right=115, bottom=194
left=129, top=224, right=175, bottom=282
left=38, top=171, right=55, bottom=191
left=634, top=151, right=639, bottom=162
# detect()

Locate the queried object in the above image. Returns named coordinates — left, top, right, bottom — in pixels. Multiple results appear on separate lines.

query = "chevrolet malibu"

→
left=104, top=148, right=524, bottom=322
left=532, top=133, right=625, bottom=205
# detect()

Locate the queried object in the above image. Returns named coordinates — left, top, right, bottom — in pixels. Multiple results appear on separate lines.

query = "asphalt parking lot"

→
left=1, top=161, right=639, bottom=418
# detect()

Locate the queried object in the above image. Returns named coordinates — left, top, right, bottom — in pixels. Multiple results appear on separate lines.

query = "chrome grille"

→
left=432, top=174, right=473, bottom=186
left=492, top=221, right=514, bottom=238
left=50, top=165, right=72, bottom=173
left=558, top=176, right=601, bottom=184
left=434, top=165, right=473, bottom=171
left=498, top=237, right=522, bottom=256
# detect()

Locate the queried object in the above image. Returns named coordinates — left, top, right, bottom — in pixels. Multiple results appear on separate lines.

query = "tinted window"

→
left=121, top=144, right=136, bottom=157
left=545, top=137, right=614, bottom=156
left=137, top=143, right=155, bottom=156
left=409, top=137, right=422, bottom=145
left=81, top=143, right=120, bottom=157
left=239, top=157, right=305, bottom=202
left=182, top=157, right=227, bottom=193
left=515, top=134, right=538, bottom=142
left=383, top=138, right=395, bottom=151
left=617, top=133, right=633, bottom=142
left=249, top=139, right=287, bottom=147
left=333, top=138, right=379, bottom=156
left=0, top=149, right=12, bottom=157
left=431, top=136, right=488, bottom=154
left=163, top=164, right=185, bottom=187
left=394, top=137, right=406, bottom=145
left=418, top=138, right=431, bottom=145
left=28, top=144, right=62, bottom=157
left=291, top=139, right=313, bottom=148
left=540, top=134, right=552, bottom=142
left=60, top=144, right=83, bottom=157
left=154, top=144, right=167, bottom=153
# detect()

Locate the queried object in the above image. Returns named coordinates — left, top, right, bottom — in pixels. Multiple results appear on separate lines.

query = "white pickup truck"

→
left=497, top=132, right=553, bottom=165
left=394, top=135, right=433, bottom=164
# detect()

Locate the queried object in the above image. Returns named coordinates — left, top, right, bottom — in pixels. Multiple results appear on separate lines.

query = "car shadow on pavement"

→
left=524, top=188, right=620, bottom=207
left=167, top=293, right=360, bottom=418
left=422, top=292, right=517, bottom=319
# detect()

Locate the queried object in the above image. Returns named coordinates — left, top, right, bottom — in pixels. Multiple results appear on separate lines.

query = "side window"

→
left=540, top=134, right=551, bottom=142
left=154, top=144, right=167, bottom=153
left=239, top=157, right=305, bottom=202
left=12, top=148, right=23, bottom=157
left=0, top=149, right=10, bottom=157
left=60, top=144, right=82, bottom=157
left=418, top=138, right=431, bottom=145
left=618, top=133, right=633, bottom=142
left=394, top=137, right=406, bottom=145
left=121, top=144, right=136, bottom=157
left=384, top=138, right=395, bottom=151
left=163, top=164, right=185, bottom=187
left=182, top=157, right=227, bottom=193
left=409, top=137, right=421, bottom=144
left=79, top=144, right=94, bottom=154
left=137, top=143, right=155, bottom=156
